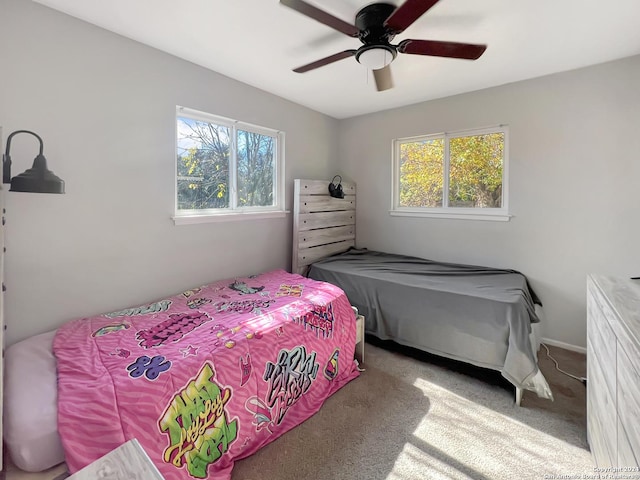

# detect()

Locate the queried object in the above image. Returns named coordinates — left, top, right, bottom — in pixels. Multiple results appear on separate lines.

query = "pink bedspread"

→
left=54, top=270, right=359, bottom=479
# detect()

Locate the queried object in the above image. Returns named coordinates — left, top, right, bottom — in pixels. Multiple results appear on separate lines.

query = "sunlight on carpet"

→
left=379, top=377, right=594, bottom=480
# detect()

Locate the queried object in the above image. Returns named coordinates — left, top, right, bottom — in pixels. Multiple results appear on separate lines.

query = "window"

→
left=391, top=125, right=509, bottom=221
left=174, top=106, right=285, bottom=224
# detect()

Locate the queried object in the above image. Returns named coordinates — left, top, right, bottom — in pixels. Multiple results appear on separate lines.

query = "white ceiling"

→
left=34, top=0, right=640, bottom=119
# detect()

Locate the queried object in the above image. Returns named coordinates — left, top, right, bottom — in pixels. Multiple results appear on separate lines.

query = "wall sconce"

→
left=2, top=130, right=65, bottom=194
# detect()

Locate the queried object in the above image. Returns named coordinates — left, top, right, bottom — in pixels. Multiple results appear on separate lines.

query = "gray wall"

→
left=0, top=0, right=339, bottom=345
left=336, top=55, right=640, bottom=349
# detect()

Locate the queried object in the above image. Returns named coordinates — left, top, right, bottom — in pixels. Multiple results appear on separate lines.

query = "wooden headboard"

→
left=292, top=179, right=356, bottom=275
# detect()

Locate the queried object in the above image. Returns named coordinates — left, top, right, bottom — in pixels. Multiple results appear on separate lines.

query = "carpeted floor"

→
left=231, top=338, right=592, bottom=480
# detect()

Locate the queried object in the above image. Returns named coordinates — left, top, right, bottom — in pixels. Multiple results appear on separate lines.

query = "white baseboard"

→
left=541, top=337, right=586, bottom=355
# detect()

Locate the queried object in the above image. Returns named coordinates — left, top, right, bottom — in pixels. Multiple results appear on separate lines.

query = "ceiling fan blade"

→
left=398, top=39, right=487, bottom=60
left=373, top=66, right=393, bottom=91
left=280, top=0, right=359, bottom=37
left=384, top=0, right=441, bottom=34
left=293, top=50, right=357, bottom=73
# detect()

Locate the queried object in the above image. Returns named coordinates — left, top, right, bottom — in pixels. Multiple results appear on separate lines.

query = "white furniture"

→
left=587, top=274, right=640, bottom=468
left=1, top=126, right=5, bottom=471
left=356, top=314, right=365, bottom=364
left=67, top=439, right=164, bottom=479
left=292, top=178, right=355, bottom=275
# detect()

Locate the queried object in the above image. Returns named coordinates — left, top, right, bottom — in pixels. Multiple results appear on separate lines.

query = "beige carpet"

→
left=231, top=340, right=592, bottom=480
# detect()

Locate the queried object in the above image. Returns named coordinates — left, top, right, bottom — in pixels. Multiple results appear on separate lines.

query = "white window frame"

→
left=391, top=125, right=510, bottom=222
left=173, top=106, right=286, bottom=225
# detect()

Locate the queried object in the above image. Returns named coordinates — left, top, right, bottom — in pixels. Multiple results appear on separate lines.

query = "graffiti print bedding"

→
left=53, top=269, right=359, bottom=479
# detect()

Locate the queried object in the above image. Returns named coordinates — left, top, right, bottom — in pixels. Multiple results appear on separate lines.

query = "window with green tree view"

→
left=391, top=126, right=509, bottom=221
left=175, top=106, right=285, bottom=223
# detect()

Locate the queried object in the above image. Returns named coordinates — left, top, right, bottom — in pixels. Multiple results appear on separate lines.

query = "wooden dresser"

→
left=587, top=274, right=640, bottom=468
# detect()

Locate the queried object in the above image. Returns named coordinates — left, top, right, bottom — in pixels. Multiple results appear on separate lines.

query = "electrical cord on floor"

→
left=541, top=343, right=587, bottom=386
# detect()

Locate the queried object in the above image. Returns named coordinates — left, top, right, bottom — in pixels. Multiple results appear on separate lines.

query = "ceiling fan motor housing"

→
left=355, top=3, right=397, bottom=45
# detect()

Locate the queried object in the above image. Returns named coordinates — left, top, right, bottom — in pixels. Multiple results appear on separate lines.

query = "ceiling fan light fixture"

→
left=356, top=45, right=396, bottom=70
left=280, top=0, right=488, bottom=92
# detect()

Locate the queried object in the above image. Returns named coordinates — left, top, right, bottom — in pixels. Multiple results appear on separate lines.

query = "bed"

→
left=292, top=178, right=552, bottom=405
left=4, top=269, right=360, bottom=478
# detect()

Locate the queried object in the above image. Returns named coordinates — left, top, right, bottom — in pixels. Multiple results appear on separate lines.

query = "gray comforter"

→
left=308, top=248, right=545, bottom=391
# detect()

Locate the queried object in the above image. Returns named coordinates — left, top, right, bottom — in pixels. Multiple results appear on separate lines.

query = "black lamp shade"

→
left=9, top=154, right=65, bottom=194
left=2, top=130, right=65, bottom=194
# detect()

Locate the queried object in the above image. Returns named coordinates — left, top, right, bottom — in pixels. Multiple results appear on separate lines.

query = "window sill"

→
left=389, top=210, right=511, bottom=222
left=173, top=210, right=289, bottom=225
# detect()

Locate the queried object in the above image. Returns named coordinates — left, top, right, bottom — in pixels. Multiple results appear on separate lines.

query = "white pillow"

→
left=4, top=330, right=66, bottom=472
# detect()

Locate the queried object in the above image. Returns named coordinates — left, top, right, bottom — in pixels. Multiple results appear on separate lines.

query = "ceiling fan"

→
left=280, top=0, right=487, bottom=91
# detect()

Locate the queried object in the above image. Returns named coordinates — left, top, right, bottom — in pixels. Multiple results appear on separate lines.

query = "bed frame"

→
left=292, top=178, right=356, bottom=275
left=292, top=178, right=546, bottom=406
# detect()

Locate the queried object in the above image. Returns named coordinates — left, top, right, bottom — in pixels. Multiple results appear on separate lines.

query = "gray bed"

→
left=308, top=248, right=552, bottom=402
left=292, top=178, right=552, bottom=404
